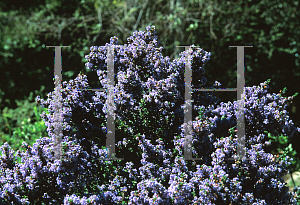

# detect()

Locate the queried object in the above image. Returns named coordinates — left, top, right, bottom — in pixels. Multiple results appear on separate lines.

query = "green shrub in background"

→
left=264, top=88, right=300, bottom=174
left=0, top=86, right=49, bottom=155
left=265, top=130, right=300, bottom=172
left=265, top=129, right=300, bottom=190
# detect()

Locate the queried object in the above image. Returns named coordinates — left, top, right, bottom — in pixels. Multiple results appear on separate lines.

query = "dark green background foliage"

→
left=0, top=0, right=299, bottom=188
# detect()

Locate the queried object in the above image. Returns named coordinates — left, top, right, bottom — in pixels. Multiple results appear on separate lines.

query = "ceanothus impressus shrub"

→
left=0, top=25, right=300, bottom=204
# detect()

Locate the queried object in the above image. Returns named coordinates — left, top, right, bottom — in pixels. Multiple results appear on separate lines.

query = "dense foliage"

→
left=0, top=87, right=49, bottom=154
left=0, top=26, right=299, bottom=204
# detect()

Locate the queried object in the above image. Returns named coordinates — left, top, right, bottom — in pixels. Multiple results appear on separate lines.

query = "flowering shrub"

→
left=1, top=25, right=300, bottom=204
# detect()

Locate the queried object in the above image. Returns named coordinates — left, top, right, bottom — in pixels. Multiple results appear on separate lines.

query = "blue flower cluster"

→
left=1, top=25, right=300, bottom=204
